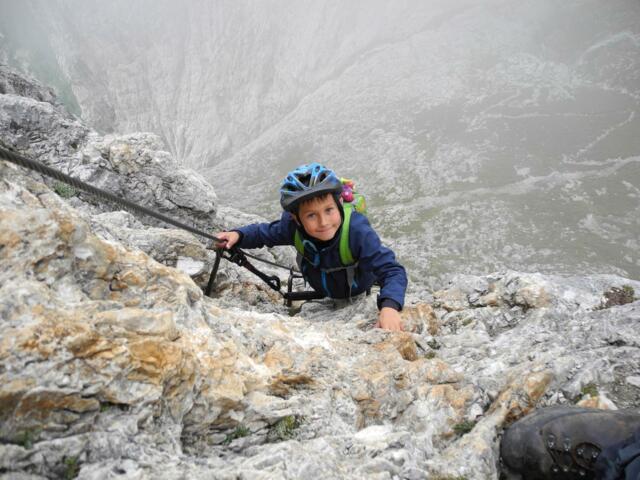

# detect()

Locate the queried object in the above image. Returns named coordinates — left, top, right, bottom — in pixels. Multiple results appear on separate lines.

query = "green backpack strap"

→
left=339, top=203, right=355, bottom=265
left=294, top=229, right=304, bottom=256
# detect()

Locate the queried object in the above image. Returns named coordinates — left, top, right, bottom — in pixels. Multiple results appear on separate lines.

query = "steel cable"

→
left=0, top=145, right=298, bottom=272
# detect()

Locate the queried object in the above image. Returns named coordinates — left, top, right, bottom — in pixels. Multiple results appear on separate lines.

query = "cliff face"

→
left=1, top=66, right=640, bottom=479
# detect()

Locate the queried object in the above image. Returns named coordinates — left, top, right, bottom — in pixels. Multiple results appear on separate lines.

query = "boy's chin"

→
left=310, top=229, right=337, bottom=241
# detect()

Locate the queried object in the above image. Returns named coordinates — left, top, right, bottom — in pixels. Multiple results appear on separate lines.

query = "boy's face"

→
left=296, top=194, right=342, bottom=242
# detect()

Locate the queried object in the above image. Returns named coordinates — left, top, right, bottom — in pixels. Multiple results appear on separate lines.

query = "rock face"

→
left=0, top=65, right=58, bottom=106
left=3, top=158, right=640, bottom=480
left=0, top=66, right=218, bottom=237
left=1, top=66, right=640, bottom=479
left=71, top=132, right=219, bottom=233
left=0, top=66, right=88, bottom=167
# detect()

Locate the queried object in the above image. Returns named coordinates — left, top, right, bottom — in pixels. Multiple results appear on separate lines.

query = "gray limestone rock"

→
left=68, top=131, right=218, bottom=234
left=0, top=65, right=58, bottom=106
left=92, top=211, right=215, bottom=286
left=0, top=90, right=88, bottom=165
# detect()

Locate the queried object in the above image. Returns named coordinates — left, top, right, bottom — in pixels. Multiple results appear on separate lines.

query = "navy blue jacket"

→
left=236, top=211, right=407, bottom=310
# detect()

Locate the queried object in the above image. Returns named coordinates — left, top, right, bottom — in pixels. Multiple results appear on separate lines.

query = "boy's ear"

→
left=289, top=212, right=300, bottom=225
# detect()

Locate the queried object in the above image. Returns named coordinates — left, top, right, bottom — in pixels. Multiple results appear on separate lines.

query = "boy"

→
left=216, top=163, right=407, bottom=331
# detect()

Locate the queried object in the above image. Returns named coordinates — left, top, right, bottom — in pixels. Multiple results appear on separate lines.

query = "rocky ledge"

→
left=1, top=66, right=639, bottom=480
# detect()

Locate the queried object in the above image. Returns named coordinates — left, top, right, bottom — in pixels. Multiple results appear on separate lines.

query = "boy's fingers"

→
left=213, top=232, right=239, bottom=250
left=213, top=237, right=229, bottom=249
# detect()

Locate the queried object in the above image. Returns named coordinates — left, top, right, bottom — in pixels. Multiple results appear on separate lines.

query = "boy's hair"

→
left=294, top=192, right=339, bottom=216
left=291, top=193, right=343, bottom=220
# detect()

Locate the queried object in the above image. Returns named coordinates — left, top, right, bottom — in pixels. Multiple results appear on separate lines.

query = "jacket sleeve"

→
left=350, top=214, right=407, bottom=310
left=234, top=211, right=296, bottom=249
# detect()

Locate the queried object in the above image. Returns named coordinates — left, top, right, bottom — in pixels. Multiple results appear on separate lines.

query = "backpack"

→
left=293, top=178, right=367, bottom=297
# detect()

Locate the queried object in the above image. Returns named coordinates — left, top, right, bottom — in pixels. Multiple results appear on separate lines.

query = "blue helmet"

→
left=280, top=163, right=342, bottom=212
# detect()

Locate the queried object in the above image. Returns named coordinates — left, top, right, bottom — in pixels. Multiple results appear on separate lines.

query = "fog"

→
left=2, top=0, right=640, bottom=287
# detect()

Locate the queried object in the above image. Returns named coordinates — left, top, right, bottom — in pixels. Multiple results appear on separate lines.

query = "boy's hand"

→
left=215, top=231, right=240, bottom=250
left=375, top=307, right=403, bottom=331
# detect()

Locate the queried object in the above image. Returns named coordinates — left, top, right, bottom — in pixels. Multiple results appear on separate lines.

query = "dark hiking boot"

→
left=500, top=406, right=640, bottom=479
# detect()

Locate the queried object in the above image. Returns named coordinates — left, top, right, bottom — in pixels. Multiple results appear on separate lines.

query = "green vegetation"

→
left=425, top=351, right=437, bottom=359
left=597, top=285, right=636, bottom=310
left=580, top=382, right=598, bottom=398
left=63, top=456, right=80, bottom=479
left=268, top=415, right=302, bottom=442
left=462, top=317, right=473, bottom=326
left=453, top=420, right=477, bottom=435
left=54, top=182, right=77, bottom=199
left=16, top=429, right=40, bottom=449
left=222, top=424, right=250, bottom=446
left=99, top=401, right=129, bottom=413
left=427, top=339, right=441, bottom=350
